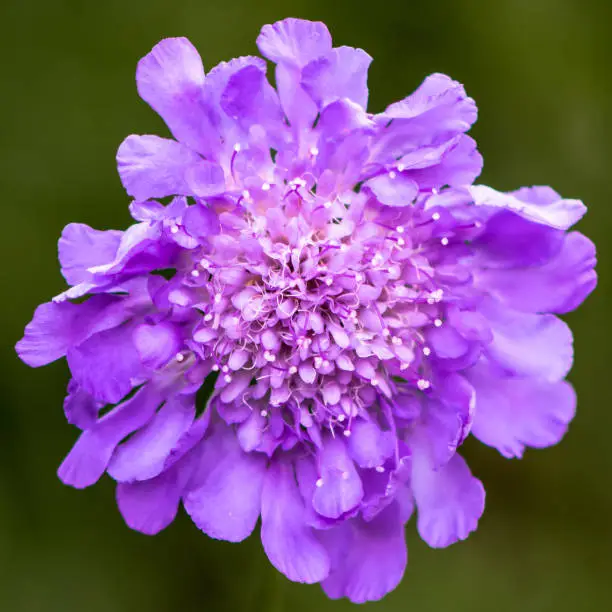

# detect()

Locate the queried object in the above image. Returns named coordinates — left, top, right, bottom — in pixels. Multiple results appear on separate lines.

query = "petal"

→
left=469, top=184, right=586, bottom=230
left=132, top=321, right=181, bottom=369
left=63, top=380, right=103, bottom=430
left=257, top=18, right=332, bottom=67
left=16, top=295, right=129, bottom=367
left=412, top=450, right=485, bottom=548
left=183, top=423, right=266, bottom=542
left=478, top=232, right=597, bottom=314
left=261, top=460, right=330, bottom=583
left=57, top=385, right=164, bottom=488
left=108, top=394, right=195, bottom=482
left=183, top=203, right=220, bottom=238
left=313, top=437, right=363, bottom=519
left=347, top=420, right=395, bottom=469
left=136, top=37, right=217, bottom=156
left=482, top=298, right=573, bottom=381
left=468, top=361, right=576, bottom=458
left=302, top=46, right=372, bottom=109
left=58, top=224, right=122, bottom=285
left=321, top=502, right=408, bottom=603
left=67, top=324, right=144, bottom=404
left=364, top=172, right=418, bottom=207
left=117, top=135, right=224, bottom=201
left=116, top=458, right=193, bottom=535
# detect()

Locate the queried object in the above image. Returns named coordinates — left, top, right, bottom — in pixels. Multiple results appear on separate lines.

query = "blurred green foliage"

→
left=0, top=0, right=610, bottom=610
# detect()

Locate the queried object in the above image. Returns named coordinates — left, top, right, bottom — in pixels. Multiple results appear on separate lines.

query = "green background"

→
left=1, top=1, right=610, bottom=610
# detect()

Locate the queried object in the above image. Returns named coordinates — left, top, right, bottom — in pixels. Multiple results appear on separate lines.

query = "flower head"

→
left=17, top=18, right=596, bottom=603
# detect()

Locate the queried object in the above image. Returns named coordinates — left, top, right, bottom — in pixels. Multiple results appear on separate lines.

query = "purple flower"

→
left=16, top=18, right=596, bottom=603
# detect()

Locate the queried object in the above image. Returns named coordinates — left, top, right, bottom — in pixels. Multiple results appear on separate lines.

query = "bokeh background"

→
left=1, top=1, right=610, bottom=610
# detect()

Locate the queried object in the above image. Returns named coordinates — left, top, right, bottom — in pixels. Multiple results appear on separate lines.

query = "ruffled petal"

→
left=108, top=394, right=195, bottom=482
left=364, top=172, right=418, bottom=207
left=57, top=385, right=165, bottom=488
left=136, top=37, right=217, bottom=156
left=117, top=135, right=225, bottom=201
left=67, top=324, right=144, bottom=404
left=302, top=46, right=372, bottom=109
left=468, top=360, right=576, bottom=458
left=58, top=224, right=122, bottom=285
left=63, top=380, right=103, bottom=430
left=478, top=232, right=597, bottom=314
left=469, top=184, right=586, bottom=230
left=261, top=460, right=330, bottom=583
left=183, top=422, right=266, bottom=542
left=412, top=450, right=485, bottom=548
left=321, top=501, right=408, bottom=603
left=347, top=420, right=395, bottom=469
left=257, top=19, right=332, bottom=67
left=482, top=297, right=573, bottom=381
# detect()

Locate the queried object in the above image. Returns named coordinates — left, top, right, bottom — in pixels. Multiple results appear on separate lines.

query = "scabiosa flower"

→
left=17, top=18, right=596, bottom=603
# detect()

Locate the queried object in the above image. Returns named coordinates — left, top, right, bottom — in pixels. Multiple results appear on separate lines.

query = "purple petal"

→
left=117, top=134, right=221, bottom=201
left=482, top=297, right=573, bottom=381
left=468, top=361, right=576, bottom=458
left=321, top=502, right=408, bottom=603
left=257, top=19, right=332, bottom=67
left=63, top=380, right=103, bottom=430
left=67, top=324, right=144, bottom=404
left=58, top=385, right=164, bottom=489
left=183, top=423, right=266, bottom=542
left=313, top=437, right=363, bottom=519
left=116, top=458, right=193, bottom=535
left=132, top=321, right=181, bottom=370
left=136, top=37, right=217, bottom=156
left=412, top=450, right=485, bottom=548
left=365, top=172, right=419, bottom=207
left=183, top=203, right=220, bottom=238
left=347, top=420, right=395, bottom=469
left=469, top=184, right=586, bottom=230
left=108, top=394, right=195, bottom=482
left=58, top=224, right=122, bottom=285
left=302, top=46, right=372, bottom=109
left=261, top=460, right=330, bottom=583
left=478, top=232, right=597, bottom=314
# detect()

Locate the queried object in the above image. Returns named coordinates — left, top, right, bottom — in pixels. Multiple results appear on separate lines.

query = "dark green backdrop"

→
left=1, top=1, right=610, bottom=610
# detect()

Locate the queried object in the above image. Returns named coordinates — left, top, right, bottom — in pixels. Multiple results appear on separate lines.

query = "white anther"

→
left=340, top=244, right=348, bottom=252
left=375, top=465, right=385, bottom=473
left=324, top=201, right=333, bottom=209
left=191, top=270, right=200, bottom=277
left=396, top=226, right=405, bottom=234
left=423, top=346, right=431, bottom=356
left=388, top=171, right=397, bottom=179
left=233, top=143, right=241, bottom=152
left=389, top=266, right=400, bottom=276
left=264, top=351, right=276, bottom=362
left=325, top=278, right=333, bottom=286
left=262, top=182, right=271, bottom=191
left=200, top=258, right=210, bottom=268
left=260, top=409, right=268, bottom=417
left=214, top=293, right=222, bottom=304
left=342, top=471, right=350, bottom=480
left=371, top=378, right=379, bottom=387
left=224, top=374, right=232, bottom=383
left=372, top=252, right=383, bottom=265
left=316, top=478, right=324, bottom=488
left=397, top=237, right=405, bottom=246
left=382, top=329, right=391, bottom=337
left=434, top=319, right=443, bottom=327
left=397, top=163, right=405, bottom=172
left=432, top=212, right=441, bottom=221
left=337, top=414, right=346, bottom=423
left=212, top=364, right=220, bottom=371
left=343, top=429, right=352, bottom=437
left=392, top=336, right=403, bottom=345
left=355, top=273, right=364, bottom=283
left=417, top=379, right=430, bottom=391
left=170, top=225, right=179, bottom=234
left=204, top=313, right=213, bottom=322
left=314, top=357, right=323, bottom=368
left=310, top=146, right=319, bottom=156
left=242, top=189, right=251, bottom=200
left=175, top=353, right=185, bottom=362
left=222, top=365, right=229, bottom=373
left=289, top=366, right=298, bottom=375
left=441, top=237, right=449, bottom=246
